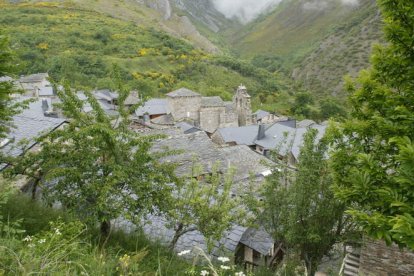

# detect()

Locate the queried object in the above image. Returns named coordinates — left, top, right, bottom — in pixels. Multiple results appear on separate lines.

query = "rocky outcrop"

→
left=136, top=0, right=172, bottom=20
left=173, top=0, right=231, bottom=33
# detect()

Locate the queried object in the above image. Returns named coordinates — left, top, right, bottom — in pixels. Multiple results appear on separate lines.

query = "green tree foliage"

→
left=319, top=97, right=347, bottom=120
left=260, top=129, right=349, bottom=275
left=167, top=164, right=244, bottom=252
left=331, top=0, right=414, bottom=249
left=0, top=32, right=23, bottom=138
left=291, top=92, right=316, bottom=119
left=5, top=83, right=177, bottom=239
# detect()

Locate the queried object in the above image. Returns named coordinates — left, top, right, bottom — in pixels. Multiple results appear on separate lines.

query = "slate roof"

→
left=220, top=145, right=275, bottom=183
left=0, top=76, right=13, bottom=82
left=151, top=114, right=174, bottom=125
left=0, top=98, right=67, bottom=170
left=115, top=130, right=276, bottom=259
left=254, top=122, right=327, bottom=161
left=114, top=214, right=250, bottom=258
left=38, top=86, right=54, bottom=96
left=150, top=129, right=275, bottom=180
left=290, top=124, right=326, bottom=160
left=19, top=73, right=48, bottom=83
left=76, top=92, right=118, bottom=116
left=216, top=125, right=260, bottom=146
left=253, top=110, right=270, bottom=121
left=166, top=88, right=201, bottom=98
left=297, top=119, right=316, bottom=128
left=151, top=131, right=226, bottom=177
left=135, top=98, right=169, bottom=117
left=93, top=89, right=118, bottom=101
left=175, top=122, right=201, bottom=134
left=277, top=119, right=297, bottom=128
left=254, top=122, right=296, bottom=155
left=76, top=92, right=93, bottom=113
left=201, top=96, right=224, bottom=107
left=124, top=91, right=140, bottom=106
left=239, top=228, right=274, bottom=255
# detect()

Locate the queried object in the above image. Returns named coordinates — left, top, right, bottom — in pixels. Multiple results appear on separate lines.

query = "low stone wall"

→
left=359, top=237, right=414, bottom=276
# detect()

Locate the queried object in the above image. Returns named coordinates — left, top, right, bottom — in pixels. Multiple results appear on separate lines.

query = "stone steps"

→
left=341, top=246, right=361, bottom=276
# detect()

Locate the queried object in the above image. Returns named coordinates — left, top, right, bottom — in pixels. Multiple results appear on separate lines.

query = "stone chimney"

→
left=41, top=99, right=49, bottom=112
left=257, top=124, right=266, bottom=140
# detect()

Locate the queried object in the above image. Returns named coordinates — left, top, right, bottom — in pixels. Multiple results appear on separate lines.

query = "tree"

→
left=331, top=0, right=414, bottom=249
left=166, top=163, right=245, bottom=252
left=5, top=82, right=177, bottom=239
left=260, top=129, right=350, bottom=275
left=0, top=32, right=23, bottom=138
left=319, top=98, right=347, bottom=120
left=291, top=92, right=315, bottom=119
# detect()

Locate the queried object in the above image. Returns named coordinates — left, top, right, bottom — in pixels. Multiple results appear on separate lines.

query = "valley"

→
left=0, top=0, right=383, bottom=116
left=1, top=1, right=414, bottom=275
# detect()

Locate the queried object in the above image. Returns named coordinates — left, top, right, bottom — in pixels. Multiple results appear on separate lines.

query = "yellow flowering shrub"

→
left=37, top=42, right=49, bottom=50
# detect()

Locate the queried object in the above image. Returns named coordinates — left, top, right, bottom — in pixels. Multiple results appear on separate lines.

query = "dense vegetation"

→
left=331, top=0, right=414, bottom=249
left=0, top=2, right=293, bottom=112
left=0, top=186, right=196, bottom=275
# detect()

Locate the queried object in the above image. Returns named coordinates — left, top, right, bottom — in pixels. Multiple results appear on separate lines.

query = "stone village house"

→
left=136, top=85, right=255, bottom=133
left=3, top=77, right=414, bottom=273
left=115, top=128, right=284, bottom=269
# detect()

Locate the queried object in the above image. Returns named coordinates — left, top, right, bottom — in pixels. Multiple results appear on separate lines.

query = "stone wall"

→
left=199, top=106, right=225, bottom=133
left=359, top=237, right=414, bottom=276
left=219, top=112, right=238, bottom=128
left=211, top=131, right=225, bottom=145
left=167, top=95, right=201, bottom=121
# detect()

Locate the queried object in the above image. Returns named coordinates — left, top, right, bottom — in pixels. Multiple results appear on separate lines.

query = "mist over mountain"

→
left=212, top=0, right=360, bottom=23
left=211, top=0, right=282, bottom=23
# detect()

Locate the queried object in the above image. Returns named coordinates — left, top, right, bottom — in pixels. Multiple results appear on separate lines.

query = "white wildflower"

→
left=235, top=272, right=246, bottom=276
left=28, top=243, right=35, bottom=248
left=177, top=249, right=191, bottom=256
left=218, top=256, right=230, bottom=263
left=38, top=239, right=46, bottom=244
left=220, top=265, right=231, bottom=270
left=200, top=270, right=209, bottom=276
left=54, top=228, right=61, bottom=235
left=22, top=235, right=32, bottom=242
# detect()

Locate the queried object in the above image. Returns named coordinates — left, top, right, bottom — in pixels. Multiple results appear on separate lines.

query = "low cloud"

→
left=340, top=0, right=359, bottom=5
left=211, top=0, right=282, bottom=23
left=303, top=1, right=329, bottom=11
left=211, top=0, right=360, bottom=23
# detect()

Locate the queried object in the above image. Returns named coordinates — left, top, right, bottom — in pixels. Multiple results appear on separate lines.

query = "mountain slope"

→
left=291, top=0, right=382, bottom=98
left=0, top=1, right=291, bottom=111
left=65, top=0, right=222, bottom=53
left=224, top=0, right=382, bottom=98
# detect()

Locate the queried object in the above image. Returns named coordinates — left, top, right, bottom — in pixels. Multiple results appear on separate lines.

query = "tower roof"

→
left=236, top=85, right=250, bottom=97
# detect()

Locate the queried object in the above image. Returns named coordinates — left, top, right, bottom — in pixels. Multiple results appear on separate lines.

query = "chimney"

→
left=41, top=99, right=49, bottom=112
left=257, top=124, right=266, bottom=140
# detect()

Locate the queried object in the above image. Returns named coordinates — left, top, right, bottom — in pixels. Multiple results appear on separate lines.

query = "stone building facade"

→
left=359, top=238, right=414, bottom=276
left=162, top=86, right=253, bottom=133
left=166, top=88, right=202, bottom=122
left=199, top=96, right=226, bottom=133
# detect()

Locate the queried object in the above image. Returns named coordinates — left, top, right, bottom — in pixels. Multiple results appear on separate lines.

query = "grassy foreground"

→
left=0, top=188, right=194, bottom=275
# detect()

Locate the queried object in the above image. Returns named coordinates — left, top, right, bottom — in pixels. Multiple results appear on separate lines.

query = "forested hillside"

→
left=0, top=1, right=292, bottom=112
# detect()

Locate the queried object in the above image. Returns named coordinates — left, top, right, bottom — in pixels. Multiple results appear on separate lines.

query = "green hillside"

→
left=223, top=0, right=381, bottom=99
left=0, top=1, right=291, bottom=112
left=291, top=0, right=382, bottom=98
